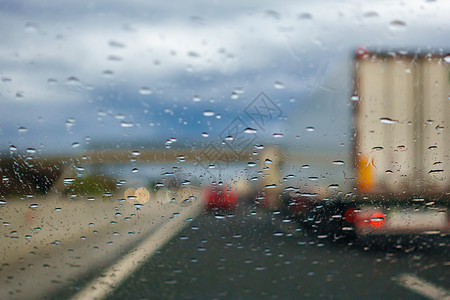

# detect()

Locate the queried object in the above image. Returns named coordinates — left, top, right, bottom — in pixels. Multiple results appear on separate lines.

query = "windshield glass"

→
left=0, top=1, right=449, bottom=299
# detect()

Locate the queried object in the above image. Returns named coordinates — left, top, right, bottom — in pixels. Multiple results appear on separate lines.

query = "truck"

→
left=287, top=48, right=450, bottom=238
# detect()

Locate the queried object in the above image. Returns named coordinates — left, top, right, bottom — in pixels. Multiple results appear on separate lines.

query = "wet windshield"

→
left=0, top=1, right=449, bottom=299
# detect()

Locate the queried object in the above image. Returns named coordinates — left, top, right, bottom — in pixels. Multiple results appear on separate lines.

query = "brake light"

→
left=344, top=207, right=357, bottom=223
left=345, top=208, right=386, bottom=230
left=368, top=212, right=385, bottom=229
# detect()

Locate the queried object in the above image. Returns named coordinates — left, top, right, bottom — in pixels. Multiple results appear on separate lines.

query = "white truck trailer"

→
left=287, top=49, right=449, bottom=238
left=350, top=48, right=449, bottom=235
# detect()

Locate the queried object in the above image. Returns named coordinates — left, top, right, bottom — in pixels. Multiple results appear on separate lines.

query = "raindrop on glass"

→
left=18, top=126, right=28, bottom=134
left=274, top=81, right=285, bottom=89
left=244, top=128, right=257, bottom=134
left=139, top=87, right=152, bottom=95
left=203, top=110, right=214, bottom=117
left=121, top=121, right=134, bottom=128
left=380, top=118, right=398, bottom=124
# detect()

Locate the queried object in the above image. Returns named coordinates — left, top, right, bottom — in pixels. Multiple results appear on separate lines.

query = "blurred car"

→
left=202, top=184, right=238, bottom=210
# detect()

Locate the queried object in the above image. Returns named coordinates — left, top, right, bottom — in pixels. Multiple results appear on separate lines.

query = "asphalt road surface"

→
left=71, top=202, right=448, bottom=299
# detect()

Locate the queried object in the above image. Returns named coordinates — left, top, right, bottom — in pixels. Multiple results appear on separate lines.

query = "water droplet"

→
left=298, top=12, right=313, bottom=19
left=265, top=184, right=277, bottom=189
left=66, top=76, right=81, bottom=86
left=97, top=110, right=107, bottom=117
left=121, top=121, right=134, bottom=128
left=102, top=70, right=114, bottom=77
left=244, top=128, right=257, bottom=134
left=225, top=136, right=234, bottom=141
left=203, top=110, right=214, bottom=117
left=201, top=132, right=209, bottom=137
left=64, top=178, right=75, bottom=185
left=363, top=11, right=379, bottom=18
left=380, top=118, right=398, bottom=124
left=274, top=81, right=284, bottom=89
left=247, top=162, right=256, bottom=167
left=9, top=145, right=17, bottom=153
left=0, top=200, right=7, bottom=205
left=351, top=95, right=359, bottom=101
left=328, top=184, right=339, bottom=189
left=266, top=10, right=281, bottom=19
left=15, top=91, right=24, bottom=99
left=264, top=159, right=273, bottom=164
left=72, top=142, right=80, bottom=148
left=428, top=146, right=437, bottom=150
left=301, top=164, right=310, bottom=169
left=305, top=127, right=315, bottom=132
left=187, top=51, right=200, bottom=58
left=272, top=133, right=283, bottom=138
left=24, top=22, right=39, bottom=33
left=444, top=56, right=450, bottom=63
left=54, top=207, right=61, bottom=211
left=109, top=40, right=126, bottom=48
left=18, top=126, right=28, bottom=134
left=332, top=160, right=344, bottom=165
left=300, top=193, right=318, bottom=197
left=131, top=168, right=139, bottom=173
left=429, top=169, right=443, bottom=174
left=134, top=203, right=144, bottom=208
left=108, top=55, right=123, bottom=61
left=139, top=87, right=152, bottom=95
left=389, top=19, right=407, bottom=30
left=230, top=91, right=239, bottom=99
left=66, top=118, right=76, bottom=131
left=29, top=204, right=38, bottom=208
left=193, top=95, right=201, bottom=102
left=26, top=148, right=36, bottom=155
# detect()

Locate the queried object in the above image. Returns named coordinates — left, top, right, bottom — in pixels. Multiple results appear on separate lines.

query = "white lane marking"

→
left=395, top=273, right=450, bottom=300
left=71, top=202, right=203, bottom=300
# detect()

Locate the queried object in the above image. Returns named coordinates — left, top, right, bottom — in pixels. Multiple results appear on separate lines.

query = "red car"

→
left=202, top=185, right=238, bottom=210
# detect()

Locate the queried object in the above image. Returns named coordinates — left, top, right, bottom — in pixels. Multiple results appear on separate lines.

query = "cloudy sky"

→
left=0, top=0, right=448, bottom=155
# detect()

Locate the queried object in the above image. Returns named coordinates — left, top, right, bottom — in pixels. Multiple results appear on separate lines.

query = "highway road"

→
left=41, top=200, right=449, bottom=299
left=0, top=187, right=203, bottom=300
